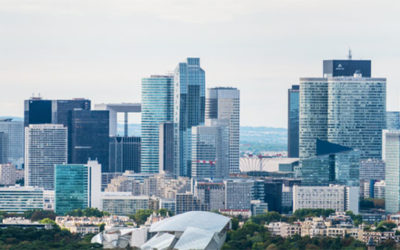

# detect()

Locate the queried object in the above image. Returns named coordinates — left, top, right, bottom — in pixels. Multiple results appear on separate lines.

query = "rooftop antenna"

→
left=348, top=49, right=352, bottom=60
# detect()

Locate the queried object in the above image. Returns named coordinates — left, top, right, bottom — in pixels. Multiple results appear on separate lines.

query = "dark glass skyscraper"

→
left=109, top=136, right=141, bottom=173
left=52, top=99, right=91, bottom=126
left=24, top=98, right=52, bottom=127
left=68, top=110, right=109, bottom=172
left=287, top=85, right=299, bottom=158
left=323, top=59, right=371, bottom=77
left=174, top=58, right=205, bottom=177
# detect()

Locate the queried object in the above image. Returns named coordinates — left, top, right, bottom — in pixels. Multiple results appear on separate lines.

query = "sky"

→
left=1, top=0, right=400, bottom=127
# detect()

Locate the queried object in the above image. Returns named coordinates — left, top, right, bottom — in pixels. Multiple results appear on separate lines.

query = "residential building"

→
left=206, top=87, right=240, bottom=173
left=109, top=136, right=141, bottom=173
left=287, top=85, right=300, bottom=158
left=174, top=58, right=206, bottom=177
left=0, top=119, right=24, bottom=166
left=68, top=110, right=109, bottom=172
left=0, top=185, right=43, bottom=213
left=141, top=75, right=174, bottom=174
left=25, top=124, right=67, bottom=190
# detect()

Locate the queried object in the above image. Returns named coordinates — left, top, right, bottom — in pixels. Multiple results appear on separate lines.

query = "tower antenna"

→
left=348, top=48, right=352, bottom=60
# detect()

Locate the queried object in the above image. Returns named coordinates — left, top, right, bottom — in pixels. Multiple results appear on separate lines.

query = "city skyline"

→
left=1, top=1, right=400, bottom=127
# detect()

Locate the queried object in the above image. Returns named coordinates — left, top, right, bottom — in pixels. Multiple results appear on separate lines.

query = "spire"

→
left=348, top=48, right=352, bottom=60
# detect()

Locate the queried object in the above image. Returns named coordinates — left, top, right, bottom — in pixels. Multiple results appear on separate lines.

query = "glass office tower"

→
left=24, top=98, right=52, bottom=127
left=55, top=164, right=88, bottom=215
left=109, top=136, right=141, bottom=173
left=387, top=111, right=400, bottom=130
left=287, top=85, right=299, bottom=158
left=174, top=58, right=205, bottom=177
left=141, top=75, right=174, bottom=174
left=0, top=119, right=24, bottom=167
left=206, top=87, right=240, bottom=174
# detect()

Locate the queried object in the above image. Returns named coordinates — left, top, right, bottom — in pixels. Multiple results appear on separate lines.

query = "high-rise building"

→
left=191, top=121, right=229, bottom=179
left=301, top=139, right=360, bottom=187
left=323, top=58, right=371, bottom=77
left=0, top=132, right=7, bottom=164
left=24, top=98, right=52, bottom=127
left=359, top=159, right=385, bottom=182
left=287, top=85, right=299, bottom=158
left=383, top=130, right=400, bottom=214
left=174, top=58, right=206, bottom=177
left=141, top=75, right=174, bottom=174
left=68, top=110, right=109, bottom=172
left=159, top=123, right=174, bottom=174
left=206, top=87, right=240, bottom=173
left=224, top=179, right=253, bottom=210
left=51, top=99, right=91, bottom=126
left=25, top=124, right=67, bottom=190
left=194, top=181, right=225, bottom=211
left=0, top=164, right=17, bottom=186
left=109, top=136, right=141, bottom=173
left=0, top=119, right=24, bottom=166
left=387, top=112, right=400, bottom=130
left=175, top=192, right=207, bottom=214
left=54, top=160, right=101, bottom=215
left=299, top=70, right=386, bottom=160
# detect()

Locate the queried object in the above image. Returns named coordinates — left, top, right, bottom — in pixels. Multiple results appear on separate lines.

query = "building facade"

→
left=387, top=112, right=400, bottom=130
left=383, top=130, right=400, bottom=213
left=224, top=179, right=253, bottom=210
left=102, top=194, right=149, bottom=216
left=206, top=87, right=240, bottom=173
left=288, top=85, right=299, bottom=158
left=25, top=124, right=67, bottom=190
left=0, top=186, right=44, bottom=213
left=109, top=136, right=141, bottom=173
left=194, top=181, right=225, bottom=211
left=141, top=75, right=174, bottom=174
left=174, top=58, right=206, bottom=177
left=0, top=119, right=24, bottom=166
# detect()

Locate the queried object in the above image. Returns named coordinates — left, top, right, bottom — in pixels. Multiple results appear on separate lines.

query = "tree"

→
left=66, top=208, right=109, bottom=217
left=129, top=209, right=153, bottom=225
left=23, top=209, right=56, bottom=221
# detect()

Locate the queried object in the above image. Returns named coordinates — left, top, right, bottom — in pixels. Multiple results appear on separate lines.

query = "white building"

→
left=383, top=130, right=400, bottom=214
left=0, top=185, right=43, bottom=213
left=293, top=185, right=359, bottom=214
left=0, top=164, right=17, bottom=186
left=25, top=124, right=67, bottom=190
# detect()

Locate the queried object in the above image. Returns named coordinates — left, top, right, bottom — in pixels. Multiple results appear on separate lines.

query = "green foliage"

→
left=360, top=198, right=385, bottom=210
left=39, top=218, right=56, bottom=225
left=66, top=208, right=109, bottom=217
left=346, top=211, right=363, bottom=226
left=292, top=209, right=335, bottom=220
left=99, top=223, right=105, bottom=232
left=376, top=221, right=397, bottom=232
left=129, top=209, right=153, bottom=225
left=250, top=212, right=282, bottom=225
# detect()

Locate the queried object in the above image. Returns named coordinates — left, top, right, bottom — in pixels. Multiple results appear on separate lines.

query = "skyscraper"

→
left=0, top=119, right=24, bottom=167
left=68, top=110, right=109, bottom=172
left=0, top=133, right=7, bottom=164
left=299, top=63, right=386, bottom=160
left=51, top=99, right=91, bottom=126
left=206, top=87, right=240, bottom=173
left=174, top=58, right=206, bottom=177
left=383, top=130, right=400, bottom=214
left=109, top=136, right=141, bottom=173
left=24, top=98, right=52, bottom=127
left=191, top=121, right=229, bottom=179
left=54, top=160, right=101, bottom=215
left=159, top=122, right=174, bottom=174
left=141, top=75, right=174, bottom=174
left=287, top=85, right=299, bottom=158
left=387, top=112, right=400, bottom=130
left=323, top=58, right=371, bottom=77
left=25, top=124, right=67, bottom=190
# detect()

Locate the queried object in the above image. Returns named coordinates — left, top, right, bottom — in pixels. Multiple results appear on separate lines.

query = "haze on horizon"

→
left=1, top=0, right=400, bottom=127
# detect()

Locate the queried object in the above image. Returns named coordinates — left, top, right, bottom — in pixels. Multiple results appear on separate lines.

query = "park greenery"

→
left=65, top=208, right=110, bottom=217
left=128, top=208, right=172, bottom=225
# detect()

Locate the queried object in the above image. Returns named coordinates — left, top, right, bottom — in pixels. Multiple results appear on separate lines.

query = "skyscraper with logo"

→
left=206, top=87, right=240, bottom=173
left=25, top=124, right=67, bottom=190
left=174, top=58, right=205, bottom=177
left=141, top=75, right=174, bottom=174
left=287, top=85, right=299, bottom=158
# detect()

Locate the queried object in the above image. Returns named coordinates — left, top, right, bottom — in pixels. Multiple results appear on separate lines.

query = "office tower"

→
left=174, top=58, right=206, bottom=177
left=141, top=75, right=174, bottom=174
left=301, top=139, right=360, bottom=186
left=175, top=192, right=207, bottom=214
left=206, top=87, right=240, bottom=173
left=224, top=179, right=253, bottom=210
left=25, top=124, right=67, bottom=190
left=287, top=85, right=299, bottom=158
left=194, top=181, right=225, bottom=211
left=0, top=133, right=7, bottom=164
left=387, top=112, right=400, bottom=130
left=159, top=123, right=174, bottom=174
left=109, top=136, right=141, bottom=173
left=323, top=57, right=371, bottom=77
left=0, top=119, right=24, bottom=166
left=51, top=99, right=91, bottom=126
left=68, top=110, right=109, bottom=172
left=54, top=160, right=101, bottom=215
left=359, top=159, right=385, bottom=182
left=191, top=121, right=229, bottom=179
left=383, top=130, right=400, bottom=214
left=24, top=98, right=52, bottom=127
left=0, top=186, right=44, bottom=213
left=299, top=74, right=386, bottom=160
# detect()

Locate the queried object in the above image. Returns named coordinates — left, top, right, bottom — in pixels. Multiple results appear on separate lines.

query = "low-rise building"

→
left=102, top=193, right=149, bottom=216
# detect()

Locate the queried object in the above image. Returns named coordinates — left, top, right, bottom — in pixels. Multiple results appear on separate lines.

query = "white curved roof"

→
left=173, top=227, right=219, bottom=250
left=149, top=211, right=230, bottom=233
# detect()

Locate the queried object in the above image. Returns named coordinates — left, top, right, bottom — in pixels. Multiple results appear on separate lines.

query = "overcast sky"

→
left=1, top=0, right=400, bottom=127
